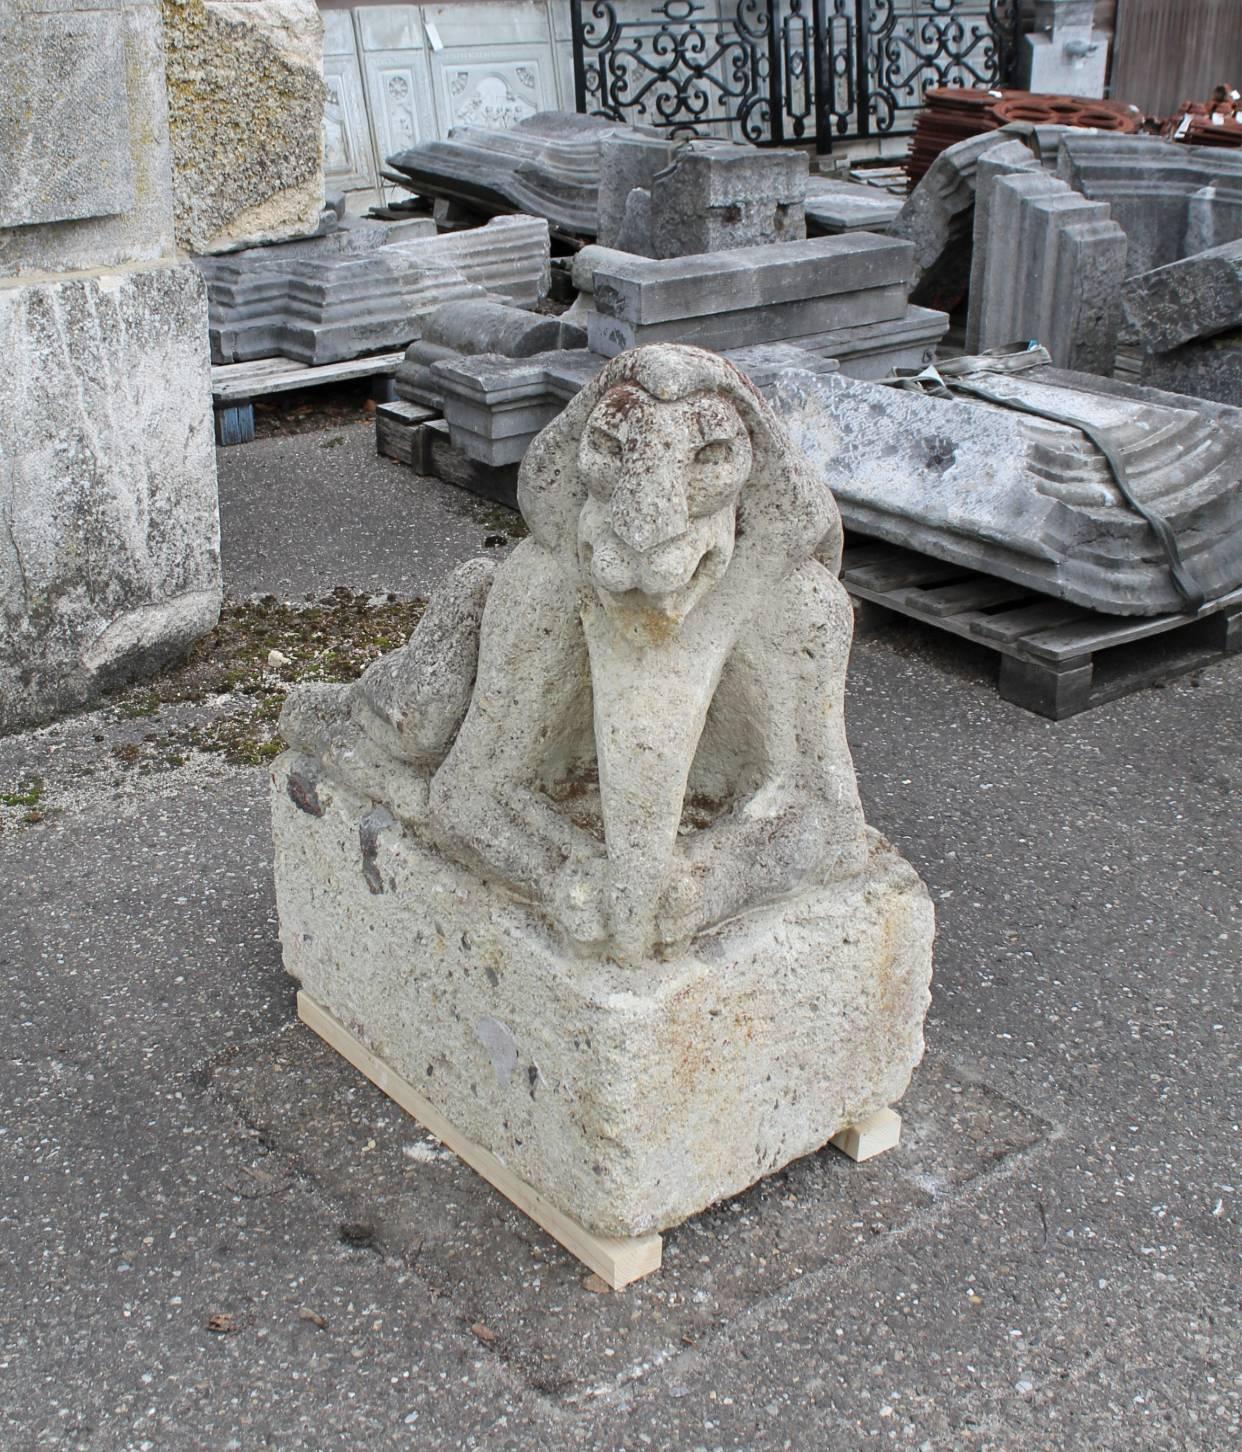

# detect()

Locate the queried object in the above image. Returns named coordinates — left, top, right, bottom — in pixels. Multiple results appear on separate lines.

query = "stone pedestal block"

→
left=648, top=142, right=808, bottom=258
left=273, top=757, right=932, bottom=1237
left=0, top=261, right=222, bottom=733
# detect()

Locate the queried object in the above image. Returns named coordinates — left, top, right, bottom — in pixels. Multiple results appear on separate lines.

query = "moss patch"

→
left=113, top=589, right=426, bottom=769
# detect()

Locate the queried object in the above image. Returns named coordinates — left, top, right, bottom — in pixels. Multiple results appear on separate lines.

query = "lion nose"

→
left=609, top=469, right=689, bottom=554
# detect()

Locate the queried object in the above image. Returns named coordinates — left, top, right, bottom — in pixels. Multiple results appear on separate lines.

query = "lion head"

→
left=518, top=345, right=842, bottom=625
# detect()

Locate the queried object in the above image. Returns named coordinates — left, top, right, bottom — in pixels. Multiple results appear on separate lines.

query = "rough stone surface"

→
left=161, top=0, right=327, bottom=255
left=275, top=344, right=933, bottom=1234
left=0, top=2, right=135, bottom=228
left=200, top=214, right=551, bottom=364
left=648, top=142, right=808, bottom=258
left=771, top=358, right=1242, bottom=615
left=1124, top=239, right=1242, bottom=354
left=1137, top=332, right=1242, bottom=407
left=0, top=0, right=176, bottom=277
left=0, top=261, right=222, bottom=733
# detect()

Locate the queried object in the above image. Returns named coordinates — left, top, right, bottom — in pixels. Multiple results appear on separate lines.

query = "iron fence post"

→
left=571, top=0, right=587, bottom=115
left=854, top=0, right=871, bottom=138
left=812, top=0, right=832, bottom=151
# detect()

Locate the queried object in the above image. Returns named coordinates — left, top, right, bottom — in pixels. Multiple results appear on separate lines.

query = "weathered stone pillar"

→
left=0, top=0, right=221, bottom=734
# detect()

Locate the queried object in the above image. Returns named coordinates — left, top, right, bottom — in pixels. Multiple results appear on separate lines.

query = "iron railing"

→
left=571, top=0, right=1022, bottom=149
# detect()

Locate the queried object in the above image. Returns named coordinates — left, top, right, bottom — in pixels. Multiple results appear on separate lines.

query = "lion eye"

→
left=695, top=441, right=732, bottom=467
left=590, top=427, right=623, bottom=459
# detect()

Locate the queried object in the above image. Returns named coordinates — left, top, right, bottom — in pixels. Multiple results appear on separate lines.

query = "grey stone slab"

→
left=804, top=176, right=904, bottom=235
left=970, top=171, right=1126, bottom=371
left=588, top=283, right=910, bottom=357
left=648, top=141, right=807, bottom=257
left=770, top=359, right=1242, bottom=615
left=0, top=6, right=135, bottom=228
left=387, top=110, right=650, bottom=238
left=963, top=141, right=1051, bottom=349
left=395, top=301, right=585, bottom=408
left=590, top=232, right=914, bottom=326
left=1057, top=132, right=1242, bottom=275
left=786, top=305, right=950, bottom=380
left=200, top=215, right=550, bottom=364
left=1124, top=239, right=1242, bottom=353
left=0, top=260, right=221, bottom=733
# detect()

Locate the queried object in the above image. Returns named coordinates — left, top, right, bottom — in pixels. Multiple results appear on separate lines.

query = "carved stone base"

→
left=272, top=752, right=934, bottom=1238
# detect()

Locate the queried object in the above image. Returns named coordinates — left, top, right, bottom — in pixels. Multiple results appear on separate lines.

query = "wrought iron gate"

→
left=570, top=0, right=1021, bottom=148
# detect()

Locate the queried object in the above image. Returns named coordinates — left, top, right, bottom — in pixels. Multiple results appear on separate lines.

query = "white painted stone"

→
left=273, top=344, right=933, bottom=1234
left=0, top=261, right=222, bottom=733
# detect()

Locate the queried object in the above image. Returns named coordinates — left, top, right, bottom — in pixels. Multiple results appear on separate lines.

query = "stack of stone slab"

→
left=427, top=344, right=841, bottom=470
left=395, top=300, right=587, bottom=412
left=771, top=357, right=1242, bottom=617
left=584, top=234, right=946, bottom=377
left=965, top=167, right=1127, bottom=372
left=1, top=0, right=220, bottom=733
left=199, top=215, right=551, bottom=364
left=1122, top=240, right=1242, bottom=404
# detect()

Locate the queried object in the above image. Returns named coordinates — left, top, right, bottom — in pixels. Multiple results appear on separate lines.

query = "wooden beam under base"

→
left=296, top=991, right=664, bottom=1290
left=830, top=1106, right=902, bottom=1162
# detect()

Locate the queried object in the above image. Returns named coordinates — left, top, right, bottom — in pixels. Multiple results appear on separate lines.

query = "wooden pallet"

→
left=840, top=538, right=1242, bottom=719
left=377, top=413, right=520, bottom=509
left=211, top=352, right=404, bottom=446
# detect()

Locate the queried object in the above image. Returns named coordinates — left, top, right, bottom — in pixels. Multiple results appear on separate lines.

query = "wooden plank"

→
left=1018, top=588, right=1242, bottom=663
left=972, top=599, right=1091, bottom=644
left=842, top=557, right=967, bottom=594
left=213, top=402, right=254, bottom=447
left=211, top=351, right=406, bottom=402
left=297, top=992, right=663, bottom=1290
left=891, top=576, right=1033, bottom=618
left=830, top=1108, right=901, bottom=1163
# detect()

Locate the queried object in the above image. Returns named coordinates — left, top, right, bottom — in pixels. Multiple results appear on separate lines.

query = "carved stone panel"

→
left=323, top=53, right=377, bottom=194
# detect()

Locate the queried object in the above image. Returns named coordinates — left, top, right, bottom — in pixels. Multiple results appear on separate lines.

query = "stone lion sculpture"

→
left=282, top=343, right=868, bottom=960
left=274, top=342, right=933, bottom=1240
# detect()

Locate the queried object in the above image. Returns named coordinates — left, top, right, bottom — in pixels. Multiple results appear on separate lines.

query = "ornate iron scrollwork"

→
left=570, top=0, right=1019, bottom=148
